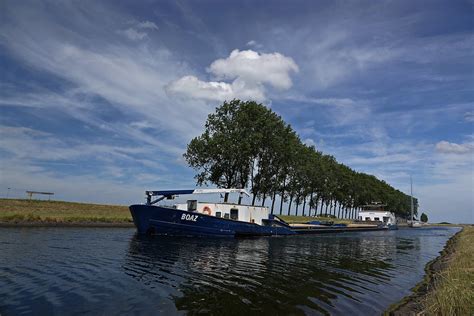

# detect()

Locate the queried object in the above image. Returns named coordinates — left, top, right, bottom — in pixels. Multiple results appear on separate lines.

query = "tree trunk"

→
left=324, top=202, right=329, bottom=216
left=279, top=177, right=286, bottom=215
left=288, top=196, right=293, bottom=216
left=337, top=204, right=342, bottom=218
left=271, top=192, right=276, bottom=214
left=302, top=197, right=307, bottom=216
left=261, top=193, right=266, bottom=206
left=279, top=193, right=284, bottom=215
left=295, top=201, right=299, bottom=216
left=319, top=200, right=324, bottom=216
left=252, top=194, right=256, bottom=206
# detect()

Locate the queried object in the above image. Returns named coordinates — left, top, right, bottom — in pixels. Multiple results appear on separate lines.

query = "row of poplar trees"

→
left=184, top=100, right=417, bottom=219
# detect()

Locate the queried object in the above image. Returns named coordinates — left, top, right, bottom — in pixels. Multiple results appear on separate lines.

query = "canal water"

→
left=0, top=226, right=459, bottom=315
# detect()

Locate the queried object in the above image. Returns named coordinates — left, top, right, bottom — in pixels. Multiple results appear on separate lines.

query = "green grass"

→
left=0, top=199, right=132, bottom=223
left=423, top=226, right=474, bottom=315
left=278, top=215, right=353, bottom=224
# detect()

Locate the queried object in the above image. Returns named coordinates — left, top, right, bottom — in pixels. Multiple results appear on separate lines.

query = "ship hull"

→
left=129, top=204, right=296, bottom=237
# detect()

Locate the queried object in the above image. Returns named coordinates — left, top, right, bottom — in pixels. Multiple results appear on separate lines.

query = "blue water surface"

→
left=0, top=226, right=460, bottom=315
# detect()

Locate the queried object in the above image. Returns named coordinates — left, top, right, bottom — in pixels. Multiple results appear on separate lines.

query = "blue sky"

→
left=0, top=0, right=473, bottom=223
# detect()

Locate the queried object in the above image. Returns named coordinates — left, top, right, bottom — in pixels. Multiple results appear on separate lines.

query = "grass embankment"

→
left=278, top=215, right=353, bottom=224
left=388, top=226, right=474, bottom=315
left=423, top=226, right=474, bottom=315
left=0, top=199, right=132, bottom=223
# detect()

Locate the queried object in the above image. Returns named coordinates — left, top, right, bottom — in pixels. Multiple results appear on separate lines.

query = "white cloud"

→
left=435, top=141, right=474, bottom=154
left=166, top=76, right=234, bottom=101
left=166, top=75, right=266, bottom=102
left=167, top=49, right=298, bottom=102
left=208, top=49, right=298, bottom=90
left=246, top=40, right=263, bottom=49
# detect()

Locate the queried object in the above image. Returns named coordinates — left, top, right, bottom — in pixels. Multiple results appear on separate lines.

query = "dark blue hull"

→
left=129, top=204, right=296, bottom=237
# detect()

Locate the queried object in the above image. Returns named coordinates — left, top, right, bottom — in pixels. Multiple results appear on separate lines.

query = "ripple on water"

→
left=0, top=226, right=460, bottom=315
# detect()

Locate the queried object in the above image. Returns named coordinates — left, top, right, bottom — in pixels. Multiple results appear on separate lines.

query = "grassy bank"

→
left=0, top=199, right=132, bottom=223
left=279, top=215, right=353, bottom=224
left=388, top=226, right=473, bottom=315
left=424, top=226, right=474, bottom=315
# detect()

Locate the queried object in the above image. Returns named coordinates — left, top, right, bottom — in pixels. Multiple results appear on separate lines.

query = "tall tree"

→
left=185, top=99, right=419, bottom=216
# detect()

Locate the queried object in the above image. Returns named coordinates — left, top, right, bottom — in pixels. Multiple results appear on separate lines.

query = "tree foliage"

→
left=420, top=212, right=428, bottom=223
left=184, top=100, right=418, bottom=218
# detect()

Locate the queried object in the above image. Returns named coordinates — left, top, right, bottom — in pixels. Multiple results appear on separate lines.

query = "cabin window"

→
left=230, top=208, right=239, bottom=220
left=374, top=217, right=380, bottom=221
left=187, top=200, right=197, bottom=212
left=215, top=211, right=222, bottom=218
left=224, top=213, right=230, bottom=219
left=365, top=217, right=371, bottom=221
left=383, top=216, right=389, bottom=223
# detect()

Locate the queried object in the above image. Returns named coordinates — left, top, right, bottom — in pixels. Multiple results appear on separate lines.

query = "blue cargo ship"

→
left=129, top=189, right=388, bottom=237
left=129, top=189, right=296, bottom=237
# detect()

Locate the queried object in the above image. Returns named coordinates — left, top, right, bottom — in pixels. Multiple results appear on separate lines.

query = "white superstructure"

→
left=175, top=201, right=270, bottom=225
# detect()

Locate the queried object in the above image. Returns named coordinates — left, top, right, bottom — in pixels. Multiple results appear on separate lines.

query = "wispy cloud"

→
left=0, top=0, right=472, bottom=223
left=464, top=111, right=474, bottom=122
left=246, top=40, right=263, bottom=49
left=0, top=2, right=212, bottom=142
left=118, top=20, right=159, bottom=41
left=435, top=141, right=474, bottom=155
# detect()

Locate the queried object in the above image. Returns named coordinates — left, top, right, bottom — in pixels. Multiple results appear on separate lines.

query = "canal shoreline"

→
left=385, top=226, right=467, bottom=315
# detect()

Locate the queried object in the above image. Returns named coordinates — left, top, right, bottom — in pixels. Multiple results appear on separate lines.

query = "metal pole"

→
left=410, top=176, right=414, bottom=223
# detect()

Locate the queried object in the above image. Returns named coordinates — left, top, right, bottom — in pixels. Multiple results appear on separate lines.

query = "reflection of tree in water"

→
left=123, top=233, right=403, bottom=315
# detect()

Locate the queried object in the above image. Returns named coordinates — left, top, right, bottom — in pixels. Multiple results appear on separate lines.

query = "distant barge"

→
left=129, top=189, right=388, bottom=237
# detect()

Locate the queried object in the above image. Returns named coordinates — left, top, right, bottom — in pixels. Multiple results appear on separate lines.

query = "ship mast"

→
left=410, top=176, right=414, bottom=224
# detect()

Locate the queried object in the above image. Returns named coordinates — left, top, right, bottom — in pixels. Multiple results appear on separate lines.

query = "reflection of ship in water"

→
left=122, top=233, right=411, bottom=315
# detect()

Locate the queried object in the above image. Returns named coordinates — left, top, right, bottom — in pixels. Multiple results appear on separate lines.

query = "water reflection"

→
left=123, top=232, right=414, bottom=315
